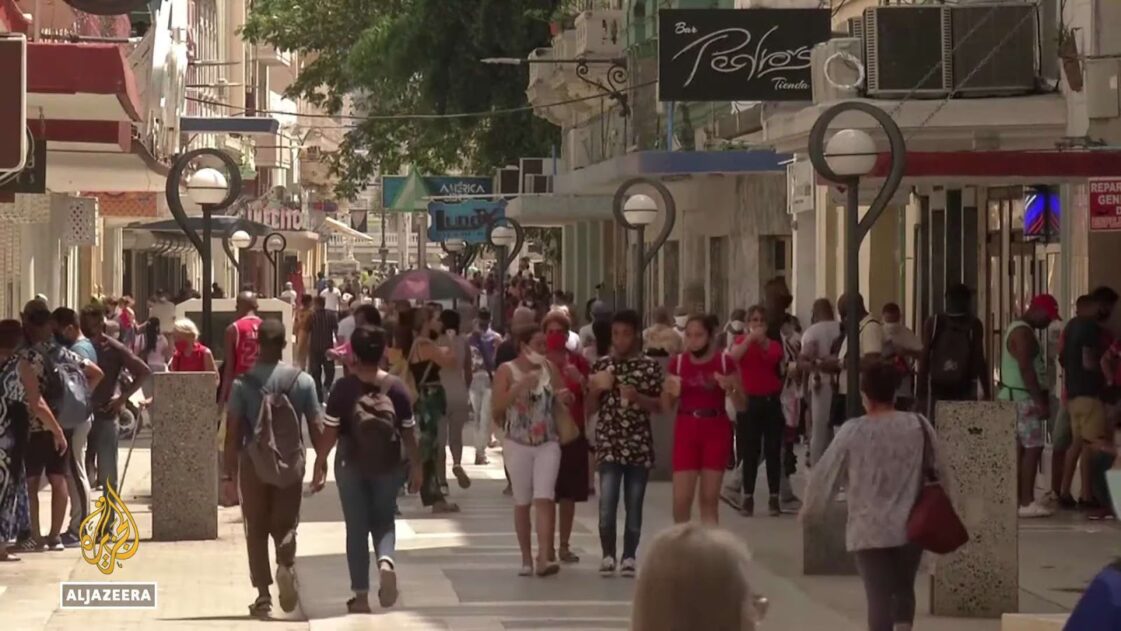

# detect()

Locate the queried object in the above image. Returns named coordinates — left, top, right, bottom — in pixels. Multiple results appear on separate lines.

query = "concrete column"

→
left=792, top=210, right=817, bottom=325
left=151, top=372, right=220, bottom=541
left=931, top=400, right=1018, bottom=617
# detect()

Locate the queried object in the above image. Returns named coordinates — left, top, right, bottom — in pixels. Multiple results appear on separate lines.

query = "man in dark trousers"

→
left=307, top=295, right=339, bottom=401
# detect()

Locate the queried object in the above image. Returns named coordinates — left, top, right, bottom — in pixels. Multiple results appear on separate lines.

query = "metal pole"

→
left=496, top=248, right=507, bottom=333
left=844, top=183, right=862, bottom=418
left=201, top=204, right=213, bottom=349
left=636, top=226, right=646, bottom=318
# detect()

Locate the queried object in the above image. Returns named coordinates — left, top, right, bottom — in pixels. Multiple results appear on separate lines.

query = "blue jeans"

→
left=335, top=459, right=402, bottom=592
left=598, top=462, right=649, bottom=561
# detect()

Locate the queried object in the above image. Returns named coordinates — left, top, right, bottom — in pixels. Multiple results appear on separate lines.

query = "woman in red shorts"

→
left=664, top=314, right=742, bottom=525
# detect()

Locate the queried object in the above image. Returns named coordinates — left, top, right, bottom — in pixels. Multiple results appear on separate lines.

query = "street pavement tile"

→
left=442, top=568, right=636, bottom=603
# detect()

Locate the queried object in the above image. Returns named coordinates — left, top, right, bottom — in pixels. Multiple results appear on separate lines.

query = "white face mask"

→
left=525, top=350, right=546, bottom=365
left=729, top=320, right=745, bottom=333
left=674, top=316, right=688, bottom=328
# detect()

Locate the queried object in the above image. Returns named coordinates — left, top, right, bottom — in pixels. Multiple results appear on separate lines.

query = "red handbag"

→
left=906, top=419, right=969, bottom=554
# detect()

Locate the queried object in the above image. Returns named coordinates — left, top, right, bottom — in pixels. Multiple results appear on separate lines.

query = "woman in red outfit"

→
left=543, top=310, right=590, bottom=562
left=664, top=314, right=742, bottom=525
left=729, top=306, right=786, bottom=517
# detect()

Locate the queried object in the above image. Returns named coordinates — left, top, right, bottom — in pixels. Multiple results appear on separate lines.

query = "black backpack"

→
left=928, top=315, right=975, bottom=390
left=350, top=380, right=404, bottom=476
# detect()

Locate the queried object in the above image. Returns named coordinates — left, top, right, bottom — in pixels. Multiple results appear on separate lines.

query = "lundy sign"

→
left=427, top=199, right=505, bottom=245
left=658, top=8, right=831, bottom=102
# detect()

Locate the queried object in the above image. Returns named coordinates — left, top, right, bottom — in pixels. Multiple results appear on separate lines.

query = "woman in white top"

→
left=799, top=299, right=842, bottom=466
left=135, top=317, right=170, bottom=402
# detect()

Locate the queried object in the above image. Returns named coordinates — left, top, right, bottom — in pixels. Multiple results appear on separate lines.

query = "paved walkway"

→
left=2, top=436, right=1115, bottom=630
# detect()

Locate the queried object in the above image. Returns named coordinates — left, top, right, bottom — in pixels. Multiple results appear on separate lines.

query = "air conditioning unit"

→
left=864, top=6, right=951, bottom=98
left=519, top=158, right=546, bottom=179
left=950, top=3, right=1037, bottom=96
left=846, top=17, right=863, bottom=40
left=495, top=167, right=520, bottom=196
left=812, top=38, right=863, bottom=105
left=524, top=174, right=553, bottom=195
left=787, top=160, right=815, bottom=215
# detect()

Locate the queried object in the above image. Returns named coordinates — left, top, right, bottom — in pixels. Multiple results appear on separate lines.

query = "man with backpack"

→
left=51, top=307, right=101, bottom=547
left=317, top=325, right=421, bottom=613
left=827, top=293, right=884, bottom=425
left=224, top=319, right=323, bottom=618
left=916, top=284, right=990, bottom=420
left=14, top=301, right=102, bottom=553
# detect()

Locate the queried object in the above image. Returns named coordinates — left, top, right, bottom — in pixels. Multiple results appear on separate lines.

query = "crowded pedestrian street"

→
left=2, top=436, right=1113, bottom=630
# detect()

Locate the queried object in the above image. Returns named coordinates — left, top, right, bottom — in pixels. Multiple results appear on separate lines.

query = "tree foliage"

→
left=241, top=0, right=563, bottom=199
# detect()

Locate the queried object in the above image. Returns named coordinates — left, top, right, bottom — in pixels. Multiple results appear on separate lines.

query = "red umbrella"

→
left=372, top=268, right=478, bottom=302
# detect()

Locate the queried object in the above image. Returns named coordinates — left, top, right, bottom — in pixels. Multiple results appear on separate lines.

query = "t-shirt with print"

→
left=668, top=352, right=735, bottom=416
left=838, top=315, right=885, bottom=395
left=228, top=362, right=322, bottom=448
left=591, top=354, right=663, bottom=468
left=325, top=373, right=415, bottom=470
left=1062, top=316, right=1104, bottom=399
left=25, top=342, right=92, bottom=432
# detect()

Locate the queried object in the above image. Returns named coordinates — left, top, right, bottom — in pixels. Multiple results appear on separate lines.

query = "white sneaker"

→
left=599, top=556, right=616, bottom=576
left=1040, top=491, right=1059, bottom=510
left=1018, top=502, right=1054, bottom=518
left=620, top=558, right=637, bottom=577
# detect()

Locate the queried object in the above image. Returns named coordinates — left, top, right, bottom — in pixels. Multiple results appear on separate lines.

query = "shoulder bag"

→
left=906, top=416, right=969, bottom=554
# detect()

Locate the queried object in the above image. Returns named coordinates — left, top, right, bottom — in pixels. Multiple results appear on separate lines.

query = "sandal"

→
left=558, top=547, right=580, bottom=564
left=431, top=501, right=460, bottom=514
left=452, top=465, right=472, bottom=489
left=248, top=595, right=272, bottom=618
left=518, top=564, right=534, bottom=577
left=536, top=560, right=560, bottom=577
left=346, top=596, right=372, bottom=614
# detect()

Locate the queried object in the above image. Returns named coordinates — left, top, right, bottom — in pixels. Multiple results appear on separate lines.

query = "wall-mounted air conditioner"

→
left=864, top=6, right=952, bottom=98
left=495, top=167, right=520, bottom=196
left=524, top=175, right=553, bottom=195
left=812, top=38, right=863, bottom=105
left=950, top=3, right=1037, bottom=96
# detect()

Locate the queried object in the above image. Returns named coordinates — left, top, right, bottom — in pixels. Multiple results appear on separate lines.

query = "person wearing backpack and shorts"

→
left=223, top=320, right=324, bottom=618
left=916, top=284, right=990, bottom=422
left=318, top=325, right=421, bottom=614
left=14, top=301, right=102, bottom=553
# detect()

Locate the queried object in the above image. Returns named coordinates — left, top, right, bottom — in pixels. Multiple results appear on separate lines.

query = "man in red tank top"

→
left=219, top=292, right=262, bottom=403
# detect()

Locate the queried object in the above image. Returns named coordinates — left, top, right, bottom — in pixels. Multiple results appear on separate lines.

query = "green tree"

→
left=241, top=0, right=563, bottom=199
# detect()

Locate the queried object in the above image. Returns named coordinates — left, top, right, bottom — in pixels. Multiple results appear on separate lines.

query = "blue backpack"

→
left=45, top=345, right=92, bottom=430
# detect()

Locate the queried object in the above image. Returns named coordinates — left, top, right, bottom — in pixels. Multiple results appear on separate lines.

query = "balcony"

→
left=256, top=44, right=292, bottom=67
left=256, top=131, right=293, bottom=170
left=574, top=9, right=623, bottom=58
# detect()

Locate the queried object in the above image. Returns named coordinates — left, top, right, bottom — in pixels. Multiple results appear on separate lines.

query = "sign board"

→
left=427, top=199, right=506, bottom=244
left=0, top=136, right=46, bottom=194
left=382, top=175, right=493, bottom=211
left=1089, top=178, right=1121, bottom=232
left=657, top=8, right=832, bottom=102
left=238, top=187, right=306, bottom=231
left=0, top=34, right=27, bottom=172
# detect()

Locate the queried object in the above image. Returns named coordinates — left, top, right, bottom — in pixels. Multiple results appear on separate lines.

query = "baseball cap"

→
left=1029, top=294, right=1061, bottom=321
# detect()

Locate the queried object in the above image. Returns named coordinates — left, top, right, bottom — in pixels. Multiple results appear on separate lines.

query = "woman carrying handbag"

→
left=801, top=359, right=964, bottom=631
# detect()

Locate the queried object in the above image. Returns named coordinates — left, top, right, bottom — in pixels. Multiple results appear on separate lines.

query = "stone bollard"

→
left=151, top=371, right=219, bottom=541
left=931, top=401, right=1019, bottom=617
left=802, top=498, right=857, bottom=575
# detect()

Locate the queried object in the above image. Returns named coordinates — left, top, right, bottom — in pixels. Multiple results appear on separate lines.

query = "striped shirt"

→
left=309, top=308, right=339, bottom=354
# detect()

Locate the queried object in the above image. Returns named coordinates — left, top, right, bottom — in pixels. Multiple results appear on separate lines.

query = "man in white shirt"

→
left=800, top=299, right=843, bottom=465
left=279, top=282, right=298, bottom=306
left=320, top=280, right=342, bottom=312
left=881, top=302, right=923, bottom=411
left=833, top=293, right=884, bottom=424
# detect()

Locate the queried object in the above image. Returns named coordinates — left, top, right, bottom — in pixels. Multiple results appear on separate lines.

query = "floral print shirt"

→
left=503, top=362, right=557, bottom=446
left=591, top=354, right=663, bottom=468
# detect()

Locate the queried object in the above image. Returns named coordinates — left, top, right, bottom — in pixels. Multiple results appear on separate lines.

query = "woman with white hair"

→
left=170, top=318, right=217, bottom=376
left=631, top=523, right=766, bottom=631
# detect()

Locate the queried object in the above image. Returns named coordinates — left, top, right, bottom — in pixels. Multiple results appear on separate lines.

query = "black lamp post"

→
left=442, top=238, right=469, bottom=274
left=612, top=177, right=677, bottom=321
left=485, top=217, right=524, bottom=334
left=165, top=149, right=243, bottom=349
left=221, top=225, right=255, bottom=288
left=806, top=102, right=906, bottom=418
left=263, top=232, right=288, bottom=297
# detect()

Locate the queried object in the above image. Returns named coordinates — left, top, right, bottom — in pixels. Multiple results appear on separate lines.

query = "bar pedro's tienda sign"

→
left=1089, top=178, right=1121, bottom=232
left=658, top=8, right=831, bottom=102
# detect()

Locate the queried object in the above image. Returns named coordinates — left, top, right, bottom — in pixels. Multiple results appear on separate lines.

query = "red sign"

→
left=1089, top=178, right=1121, bottom=232
left=0, top=34, right=27, bottom=172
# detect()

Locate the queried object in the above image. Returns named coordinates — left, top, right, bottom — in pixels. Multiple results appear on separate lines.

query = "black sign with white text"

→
left=658, top=8, right=832, bottom=102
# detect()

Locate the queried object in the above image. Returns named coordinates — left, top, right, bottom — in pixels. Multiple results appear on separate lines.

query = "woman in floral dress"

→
left=0, top=320, right=36, bottom=561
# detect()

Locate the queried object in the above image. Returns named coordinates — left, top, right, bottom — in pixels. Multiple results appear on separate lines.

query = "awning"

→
left=27, top=42, right=141, bottom=123
left=180, top=116, right=282, bottom=137
left=131, top=216, right=275, bottom=237
left=553, top=150, right=789, bottom=195
left=506, top=194, right=614, bottom=225
left=322, top=216, right=376, bottom=241
left=817, top=150, right=1121, bottom=187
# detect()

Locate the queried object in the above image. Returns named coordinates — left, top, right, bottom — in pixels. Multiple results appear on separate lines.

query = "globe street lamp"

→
left=221, top=226, right=255, bottom=287
left=166, top=150, right=243, bottom=349
left=613, top=178, right=677, bottom=321
left=263, top=232, right=288, bottom=297
left=486, top=218, right=524, bottom=333
left=807, top=102, right=906, bottom=418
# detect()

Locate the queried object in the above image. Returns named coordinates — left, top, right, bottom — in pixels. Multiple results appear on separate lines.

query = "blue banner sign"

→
left=427, top=199, right=506, bottom=244
left=382, top=175, right=493, bottom=210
